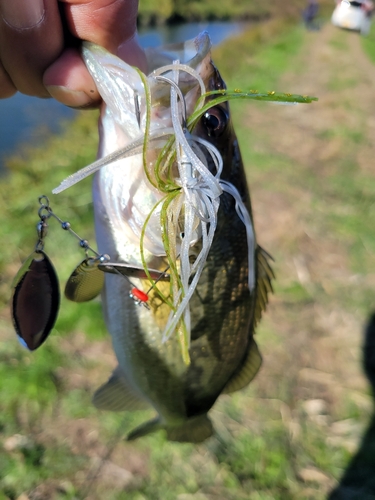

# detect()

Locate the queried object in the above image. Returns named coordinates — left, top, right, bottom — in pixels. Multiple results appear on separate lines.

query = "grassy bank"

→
left=138, top=0, right=334, bottom=26
left=362, top=22, right=375, bottom=63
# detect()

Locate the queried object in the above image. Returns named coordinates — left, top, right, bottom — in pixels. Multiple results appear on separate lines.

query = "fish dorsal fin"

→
left=222, top=338, right=262, bottom=394
left=92, top=366, right=150, bottom=412
left=221, top=246, right=273, bottom=395
left=254, top=246, right=275, bottom=327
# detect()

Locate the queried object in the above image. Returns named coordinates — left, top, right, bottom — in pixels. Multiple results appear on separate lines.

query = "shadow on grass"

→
left=329, top=313, right=375, bottom=500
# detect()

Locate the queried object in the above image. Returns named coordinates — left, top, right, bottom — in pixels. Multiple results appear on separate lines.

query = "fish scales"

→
left=82, top=32, right=273, bottom=442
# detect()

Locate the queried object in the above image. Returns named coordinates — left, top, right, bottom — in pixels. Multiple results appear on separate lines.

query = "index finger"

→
left=44, top=0, right=147, bottom=106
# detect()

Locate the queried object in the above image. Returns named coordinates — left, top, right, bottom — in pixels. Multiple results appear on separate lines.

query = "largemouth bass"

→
left=56, top=33, right=275, bottom=443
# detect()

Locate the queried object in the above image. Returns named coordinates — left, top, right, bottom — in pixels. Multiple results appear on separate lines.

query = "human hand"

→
left=0, top=0, right=147, bottom=107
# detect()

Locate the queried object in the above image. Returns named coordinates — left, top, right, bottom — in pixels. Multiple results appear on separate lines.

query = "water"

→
left=0, top=21, right=244, bottom=172
left=138, top=21, right=244, bottom=48
left=0, top=94, right=76, bottom=169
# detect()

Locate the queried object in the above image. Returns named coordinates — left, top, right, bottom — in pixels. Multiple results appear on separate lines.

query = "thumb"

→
left=45, top=0, right=147, bottom=107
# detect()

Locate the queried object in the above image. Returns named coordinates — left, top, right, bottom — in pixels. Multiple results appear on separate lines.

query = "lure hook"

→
left=134, top=91, right=141, bottom=129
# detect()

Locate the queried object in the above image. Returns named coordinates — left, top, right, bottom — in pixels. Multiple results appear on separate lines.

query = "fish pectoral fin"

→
left=92, top=366, right=150, bottom=412
left=222, top=338, right=262, bottom=394
left=127, top=414, right=213, bottom=443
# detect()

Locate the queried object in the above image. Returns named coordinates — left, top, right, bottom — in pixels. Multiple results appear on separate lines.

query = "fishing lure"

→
left=11, top=199, right=60, bottom=350
left=11, top=196, right=170, bottom=349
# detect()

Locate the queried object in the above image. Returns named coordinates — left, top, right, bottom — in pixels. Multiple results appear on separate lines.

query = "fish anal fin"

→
left=92, top=366, right=150, bottom=412
left=222, top=338, right=262, bottom=394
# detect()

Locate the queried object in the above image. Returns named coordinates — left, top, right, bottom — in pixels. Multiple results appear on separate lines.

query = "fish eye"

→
left=202, top=106, right=229, bottom=138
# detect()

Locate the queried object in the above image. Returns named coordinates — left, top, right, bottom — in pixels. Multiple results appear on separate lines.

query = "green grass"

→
left=137, top=0, right=334, bottom=26
left=212, top=21, right=306, bottom=89
left=362, top=21, right=375, bottom=63
left=138, top=0, right=271, bottom=25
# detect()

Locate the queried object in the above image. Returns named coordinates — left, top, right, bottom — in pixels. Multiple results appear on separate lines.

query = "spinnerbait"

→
left=11, top=196, right=170, bottom=350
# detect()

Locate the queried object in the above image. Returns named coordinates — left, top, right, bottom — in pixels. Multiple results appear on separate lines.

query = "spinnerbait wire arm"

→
left=37, top=196, right=165, bottom=308
left=38, top=195, right=101, bottom=258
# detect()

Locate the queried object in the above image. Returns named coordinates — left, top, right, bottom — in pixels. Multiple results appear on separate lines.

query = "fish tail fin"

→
left=127, top=414, right=213, bottom=443
left=166, top=414, right=213, bottom=443
left=126, top=417, right=163, bottom=441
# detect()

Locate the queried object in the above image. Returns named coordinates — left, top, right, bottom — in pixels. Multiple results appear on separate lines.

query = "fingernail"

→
left=46, top=85, right=96, bottom=108
left=1, top=0, right=45, bottom=29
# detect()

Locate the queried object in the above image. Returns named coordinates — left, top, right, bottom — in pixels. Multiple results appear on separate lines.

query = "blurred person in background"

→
left=303, top=0, right=320, bottom=29
left=362, top=0, right=375, bottom=16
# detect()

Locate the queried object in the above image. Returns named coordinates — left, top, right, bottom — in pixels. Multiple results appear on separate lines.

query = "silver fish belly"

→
left=82, top=32, right=274, bottom=443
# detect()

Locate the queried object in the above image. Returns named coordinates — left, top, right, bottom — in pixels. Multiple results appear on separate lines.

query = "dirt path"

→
left=267, top=24, right=375, bottom=173
left=243, top=22, right=375, bottom=498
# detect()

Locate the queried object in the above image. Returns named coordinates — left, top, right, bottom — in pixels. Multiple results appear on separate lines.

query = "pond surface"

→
left=0, top=21, right=245, bottom=173
left=138, top=21, right=245, bottom=48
